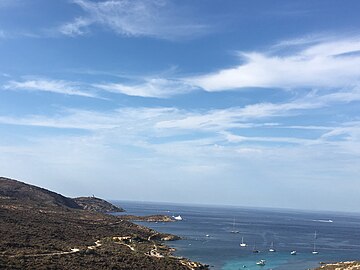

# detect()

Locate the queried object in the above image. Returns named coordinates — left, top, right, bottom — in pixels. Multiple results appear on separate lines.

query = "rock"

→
left=74, top=197, right=125, bottom=213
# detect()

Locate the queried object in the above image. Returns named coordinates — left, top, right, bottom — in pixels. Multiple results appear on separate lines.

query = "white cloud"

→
left=0, top=104, right=359, bottom=211
left=60, top=0, right=207, bottom=39
left=155, top=100, right=321, bottom=131
left=0, top=107, right=178, bottom=132
left=95, top=78, right=197, bottom=98
left=221, top=131, right=319, bottom=146
left=3, top=79, right=98, bottom=98
left=188, top=37, right=360, bottom=91
left=59, top=17, right=92, bottom=37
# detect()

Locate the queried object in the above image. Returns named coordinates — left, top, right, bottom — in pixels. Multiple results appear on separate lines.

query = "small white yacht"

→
left=252, top=242, right=260, bottom=253
left=240, top=237, right=247, bottom=247
left=230, top=217, right=240, bottom=233
left=269, top=242, right=276, bottom=252
left=312, top=231, right=319, bottom=254
left=256, top=260, right=266, bottom=266
left=291, top=250, right=297, bottom=255
left=173, top=215, right=183, bottom=221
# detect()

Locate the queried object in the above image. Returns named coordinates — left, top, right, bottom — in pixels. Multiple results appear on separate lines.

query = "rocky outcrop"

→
left=74, top=196, right=124, bottom=213
left=120, top=214, right=174, bottom=222
left=315, top=261, right=360, bottom=270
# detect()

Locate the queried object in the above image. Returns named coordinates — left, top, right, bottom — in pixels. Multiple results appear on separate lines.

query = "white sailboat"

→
left=240, top=237, right=247, bottom=247
left=252, top=242, right=260, bottom=253
left=230, top=217, right=240, bottom=233
left=269, top=242, right=276, bottom=252
left=256, top=259, right=266, bottom=266
left=312, top=231, right=319, bottom=254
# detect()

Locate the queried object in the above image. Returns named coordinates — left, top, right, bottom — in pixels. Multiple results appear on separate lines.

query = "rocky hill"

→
left=0, top=177, right=208, bottom=270
left=0, top=177, right=80, bottom=209
left=0, top=177, right=124, bottom=213
left=74, top=196, right=124, bottom=212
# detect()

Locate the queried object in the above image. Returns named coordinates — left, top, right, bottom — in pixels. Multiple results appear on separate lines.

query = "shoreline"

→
left=314, top=261, right=360, bottom=269
left=0, top=177, right=209, bottom=269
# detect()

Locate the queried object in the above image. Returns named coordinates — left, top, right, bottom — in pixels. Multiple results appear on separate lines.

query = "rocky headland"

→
left=315, top=261, right=360, bottom=270
left=119, top=214, right=175, bottom=222
left=0, top=177, right=208, bottom=270
left=74, top=196, right=125, bottom=213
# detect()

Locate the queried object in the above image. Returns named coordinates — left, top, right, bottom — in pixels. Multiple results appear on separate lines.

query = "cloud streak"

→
left=3, top=79, right=98, bottom=98
left=188, top=37, right=360, bottom=91
left=95, top=78, right=198, bottom=98
left=60, top=0, right=207, bottom=39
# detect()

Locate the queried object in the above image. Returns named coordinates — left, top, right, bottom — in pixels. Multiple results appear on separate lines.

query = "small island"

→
left=119, top=214, right=175, bottom=222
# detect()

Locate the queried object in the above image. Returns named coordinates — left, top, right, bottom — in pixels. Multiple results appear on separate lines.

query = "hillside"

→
left=0, top=177, right=207, bottom=270
left=74, top=196, right=124, bottom=213
left=0, top=177, right=80, bottom=209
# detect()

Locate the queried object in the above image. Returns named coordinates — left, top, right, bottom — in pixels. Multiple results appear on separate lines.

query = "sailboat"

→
left=252, top=242, right=260, bottom=253
left=312, top=231, right=319, bottom=254
left=269, top=242, right=276, bottom=252
left=240, top=237, right=247, bottom=247
left=230, top=217, right=240, bottom=233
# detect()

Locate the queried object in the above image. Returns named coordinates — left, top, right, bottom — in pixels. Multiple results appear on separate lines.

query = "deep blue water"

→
left=112, top=201, right=360, bottom=270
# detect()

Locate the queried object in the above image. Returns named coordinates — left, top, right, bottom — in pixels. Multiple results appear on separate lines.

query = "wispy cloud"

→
left=3, top=79, right=98, bottom=98
left=59, top=17, right=92, bottom=37
left=60, top=0, right=208, bottom=39
left=0, top=107, right=177, bottom=131
left=95, top=78, right=198, bottom=98
left=155, top=100, right=321, bottom=131
left=221, top=131, right=319, bottom=146
left=188, top=37, right=360, bottom=91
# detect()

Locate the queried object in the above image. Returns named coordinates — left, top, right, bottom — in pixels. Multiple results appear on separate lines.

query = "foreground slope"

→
left=0, top=177, right=207, bottom=270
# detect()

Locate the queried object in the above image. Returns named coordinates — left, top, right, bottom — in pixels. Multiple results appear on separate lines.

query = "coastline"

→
left=0, top=177, right=209, bottom=270
left=315, top=261, right=360, bottom=270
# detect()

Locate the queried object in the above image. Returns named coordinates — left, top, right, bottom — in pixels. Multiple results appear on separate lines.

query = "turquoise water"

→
left=112, top=201, right=360, bottom=270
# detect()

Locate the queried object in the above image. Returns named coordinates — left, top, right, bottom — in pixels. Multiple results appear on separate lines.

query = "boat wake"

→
left=312, top=219, right=333, bottom=223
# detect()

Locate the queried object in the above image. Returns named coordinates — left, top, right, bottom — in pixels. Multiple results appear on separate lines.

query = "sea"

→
left=111, top=201, right=360, bottom=270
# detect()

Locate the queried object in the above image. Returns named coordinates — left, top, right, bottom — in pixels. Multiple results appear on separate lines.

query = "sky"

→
left=0, top=0, right=360, bottom=212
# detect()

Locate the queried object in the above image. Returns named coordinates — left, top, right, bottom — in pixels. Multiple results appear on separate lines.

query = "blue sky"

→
left=1, top=0, right=360, bottom=212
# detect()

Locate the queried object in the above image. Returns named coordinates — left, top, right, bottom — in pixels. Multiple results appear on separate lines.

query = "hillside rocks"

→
left=74, top=196, right=124, bottom=213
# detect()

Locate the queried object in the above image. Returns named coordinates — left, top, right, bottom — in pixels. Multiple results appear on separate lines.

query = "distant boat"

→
left=256, top=259, right=266, bottom=266
left=269, top=242, right=276, bottom=252
left=252, top=242, right=260, bottom=253
left=312, top=219, right=333, bottom=223
left=290, top=250, right=297, bottom=255
left=312, top=231, right=319, bottom=254
left=240, top=237, right=247, bottom=247
left=173, top=215, right=182, bottom=221
left=230, top=217, right=240, bottom=233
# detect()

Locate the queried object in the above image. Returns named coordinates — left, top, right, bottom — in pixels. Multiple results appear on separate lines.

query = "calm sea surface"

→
left=112, top=201, right=360, bottom=270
